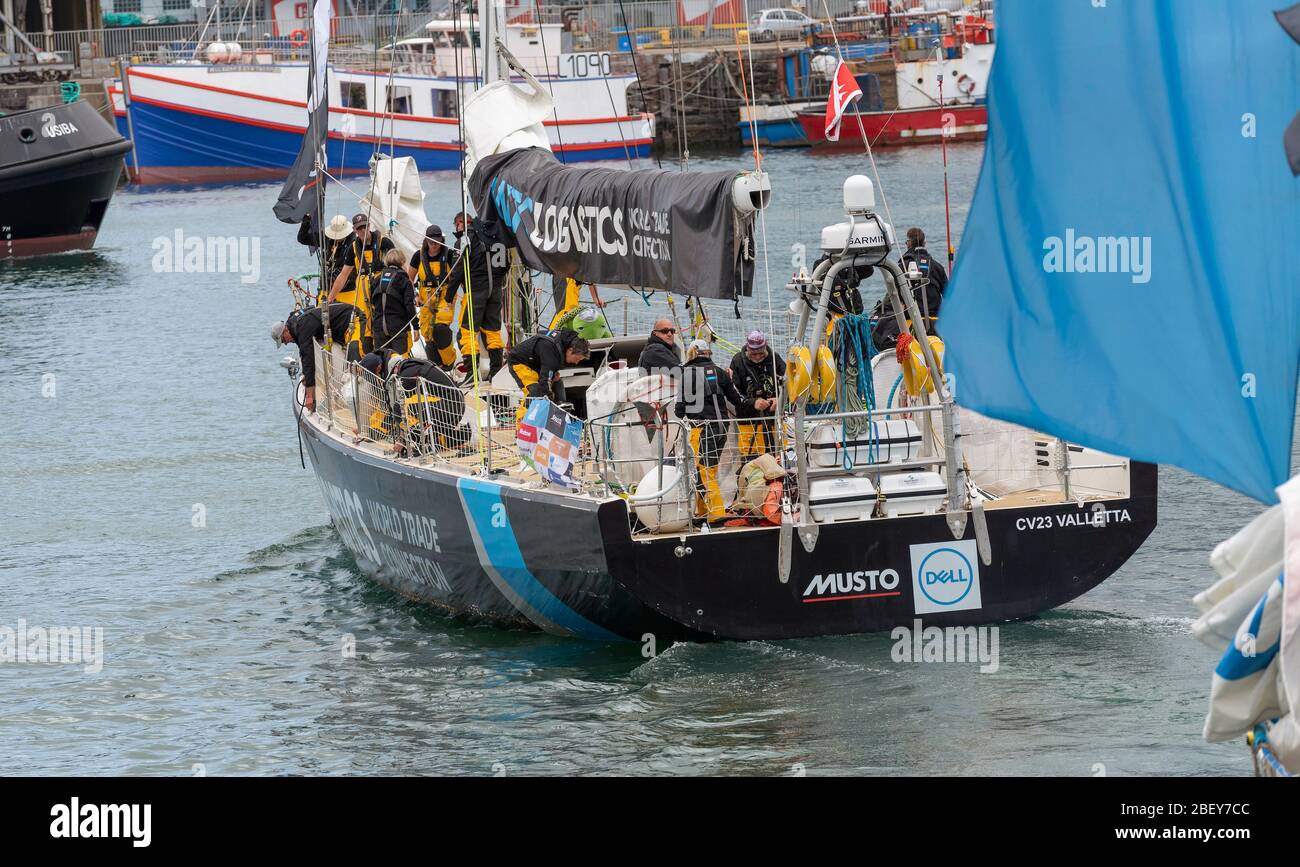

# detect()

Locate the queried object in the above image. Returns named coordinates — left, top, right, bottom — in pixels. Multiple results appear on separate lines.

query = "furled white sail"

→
left=1197, top=475, right=1300, bottom=772
left=460, top=66, right=553, bottom=181
left=358, top=155, right=429, bottom=260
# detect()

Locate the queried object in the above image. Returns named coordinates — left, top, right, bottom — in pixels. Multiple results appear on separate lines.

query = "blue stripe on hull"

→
left=124, top=100, right=649, bottom=174
left=456, top=476, right=623, bottom=641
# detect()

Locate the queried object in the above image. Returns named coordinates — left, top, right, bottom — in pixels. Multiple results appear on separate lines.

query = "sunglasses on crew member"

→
left=655, top=327, right=676, bottom=335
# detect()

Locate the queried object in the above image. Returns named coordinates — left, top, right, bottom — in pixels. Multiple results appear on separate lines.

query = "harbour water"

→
left=1, top=146, right=1288, bottom=776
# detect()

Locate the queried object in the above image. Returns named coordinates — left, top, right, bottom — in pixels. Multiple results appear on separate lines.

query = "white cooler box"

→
left=807, top=419, right=922, bottom=469
left=878, top=471, right=946, bottom=517
left=808, top=476, right=878, bottom=523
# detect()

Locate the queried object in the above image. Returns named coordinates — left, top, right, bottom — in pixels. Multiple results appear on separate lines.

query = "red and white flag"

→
left=823, top=61, right=862, bottom=143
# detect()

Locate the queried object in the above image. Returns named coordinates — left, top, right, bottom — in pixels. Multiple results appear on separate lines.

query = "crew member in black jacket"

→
left=899, top=227, right=949, bottom=321
left=729, top=329, right=786, bottom=460
left=272, top=302, right=359, bottom=412
left=369, top=248, right=417, bottom=354
left=675, top=339, right=745, bottom=524
left=443, top=216, right=508, bottom=379
left=296, top=213, right=353, bottom=302
left=359, top=350, right=469, bottom=449
left=506, top=328, right=591, bottom=426
left=638, top=318, right=681, bottom=374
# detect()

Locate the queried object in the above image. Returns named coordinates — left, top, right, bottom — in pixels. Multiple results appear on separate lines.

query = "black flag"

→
left=273, top=0, right=331, bottom=223
left=468, top=148, right=756, bottom=300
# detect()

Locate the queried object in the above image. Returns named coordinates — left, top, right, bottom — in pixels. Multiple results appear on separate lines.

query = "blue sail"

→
left=941, top=0, right=1300, bottom=504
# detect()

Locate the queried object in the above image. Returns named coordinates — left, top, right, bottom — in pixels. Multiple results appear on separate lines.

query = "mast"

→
left=480, top=0, right=501, bottom=86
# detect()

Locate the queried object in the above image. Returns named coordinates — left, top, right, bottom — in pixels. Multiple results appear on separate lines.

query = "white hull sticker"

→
left=909, top=539, right=982, bottom=615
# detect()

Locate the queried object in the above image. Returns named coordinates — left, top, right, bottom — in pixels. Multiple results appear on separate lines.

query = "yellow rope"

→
left=462, top=233, right=487, bottom=466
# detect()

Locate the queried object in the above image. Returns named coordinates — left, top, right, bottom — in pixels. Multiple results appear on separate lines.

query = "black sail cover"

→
left=1282, top=3, right=1300, bottom=174
left=468, top=148, right=755, bottom=299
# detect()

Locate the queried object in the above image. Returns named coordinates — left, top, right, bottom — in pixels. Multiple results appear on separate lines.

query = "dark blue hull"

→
left=301, top=413, right=1158, bottom=643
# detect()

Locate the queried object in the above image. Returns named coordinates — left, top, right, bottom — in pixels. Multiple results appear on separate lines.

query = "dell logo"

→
left=916, top=548, right=975, bottom=607
left=924, top=568, right=969, bottom=586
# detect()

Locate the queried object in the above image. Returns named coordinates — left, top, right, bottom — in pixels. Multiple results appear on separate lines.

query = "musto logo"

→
left=40, top=112, right=78, bottom=138
left=802, top=568, right=901, bottom=603
left=908, top=539, right=982, bottom=615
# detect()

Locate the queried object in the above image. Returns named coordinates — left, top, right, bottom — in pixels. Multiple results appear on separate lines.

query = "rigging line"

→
left=454, top=8, right=486, bottom=465
left=934, top=40, right=955, bottom=270
left=385, top=0, right=403, bottom=227
left=530, top=0, right=567, bottom=158
left=732, top=19, right=760, bottom=171
left=599, top=72, right=635, bottom=168
left=588, top=20, right=635, bottom=169
left=675, top=46, right=689, bottom=168
left=741, top=0, right=776, bottom=353
left=820, top=0, right=901, bottom=260
left=235, top=0, right=253, bottom=35
left=613, top=0, right=661, bottom=169
left=312, top=3, right=329, bottom=312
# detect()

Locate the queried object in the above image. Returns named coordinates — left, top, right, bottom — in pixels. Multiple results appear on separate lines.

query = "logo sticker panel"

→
left=909, top=539, right=982, bottom=615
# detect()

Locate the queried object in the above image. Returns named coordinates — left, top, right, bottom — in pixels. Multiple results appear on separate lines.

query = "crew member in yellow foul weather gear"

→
left=548, top=277, right=585, bottom=330
left=675, top=339, right=745, bottom=524
left=506, top=328, right=591, bottom=427
left=406, top=224, right=456, bottom=369
left=297, top=213, right=353, bottom=303
left=327, top=213, right=395, bottom=355
left=359, top=350, right=470, bottom=451
left=443, top=216, right=507, bottom=380
left=729, top=330, right=786, bottom=460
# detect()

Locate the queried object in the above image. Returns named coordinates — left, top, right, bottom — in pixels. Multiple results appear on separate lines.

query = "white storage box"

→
left=808, top=476, right=878, bottom=523
left=878, top=471, right=946, bottom=517
left=807, top=419, right=922, bottom=468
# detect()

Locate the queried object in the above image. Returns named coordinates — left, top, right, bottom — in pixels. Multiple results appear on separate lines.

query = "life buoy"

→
left=956, top=73, right=977, bottom=97
left=289, top=29, right=308, bottom=47
left=786, top=344, right=837, bottom=404
left=898, top=333, right=946, bottom=397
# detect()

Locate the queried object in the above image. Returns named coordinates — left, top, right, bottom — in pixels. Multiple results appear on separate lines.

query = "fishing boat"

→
left=273, top=0, right=1155, bottom=643
left=106, top=11, right=652, bottom=184
left=0, top=100, right=131, bottom=258
left=740, top=12, right=993, bottom=148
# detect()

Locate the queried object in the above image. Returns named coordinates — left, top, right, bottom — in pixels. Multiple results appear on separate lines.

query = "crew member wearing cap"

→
left=297, top=213, right=353, bottom=304
left=442, top=215, right=508, bottom=380
left=272, top=302, right=359, bottom=412
left=729, top=330, right=786, bottom=460
left=506, top=328, right=591, bottom=428
left=327, top=213, right=395, bottom=353
left=407, top=224, right=457, bottom=368
left=675, top=339, right=745, bottom=524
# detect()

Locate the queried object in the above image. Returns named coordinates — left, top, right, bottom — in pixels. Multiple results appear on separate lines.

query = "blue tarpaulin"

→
left=941, top=0, right=1300, bottom=503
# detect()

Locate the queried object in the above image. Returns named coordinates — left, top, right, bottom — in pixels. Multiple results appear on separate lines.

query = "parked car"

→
left=748, top=8, right=822, bottom=42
